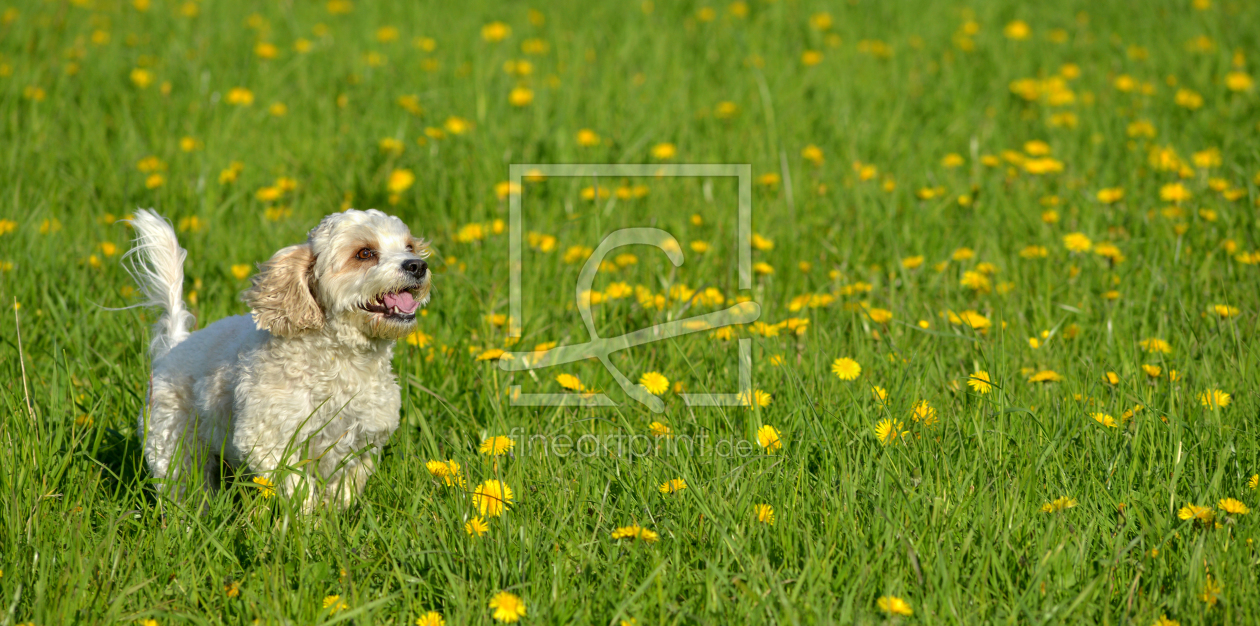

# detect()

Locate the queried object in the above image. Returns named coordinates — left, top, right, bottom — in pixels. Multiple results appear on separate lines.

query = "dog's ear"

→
left=243, top=243, right=323, bottom=336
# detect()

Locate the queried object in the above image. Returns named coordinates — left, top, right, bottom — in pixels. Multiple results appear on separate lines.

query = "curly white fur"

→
left=125, top=209, right=431, bottom=510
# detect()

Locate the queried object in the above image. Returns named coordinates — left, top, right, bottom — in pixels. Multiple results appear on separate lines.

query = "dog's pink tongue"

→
left=384, top=291, right=419, bottom=314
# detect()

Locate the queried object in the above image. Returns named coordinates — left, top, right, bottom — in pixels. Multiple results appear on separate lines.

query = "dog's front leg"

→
left=322, top=451, right=378, bottom=508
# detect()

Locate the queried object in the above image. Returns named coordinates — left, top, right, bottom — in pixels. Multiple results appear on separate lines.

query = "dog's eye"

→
left=356, top=248, right=375, bottom=260
left=405, top=244, right=414, bottom=252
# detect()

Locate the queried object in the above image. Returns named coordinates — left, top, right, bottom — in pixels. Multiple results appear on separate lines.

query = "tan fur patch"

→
left=243, top=243, right=323, bottom=336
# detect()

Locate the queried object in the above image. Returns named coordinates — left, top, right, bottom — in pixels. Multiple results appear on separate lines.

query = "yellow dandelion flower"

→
left=874, top=419, right=907, bottom=445
left=1063, top=232, right=1092, bottom=252
left=877, top=595, right=913, bottom=616
left=1140, top=338, right=1172, bottom=353
left=756, top=425, right=782, bottom=452
left=639, top=372, right=669, bottom=396
left=649, top=421, right=672, bottom=438
left=1040, top=496, right=1077, bottom=513
left=481, top=22, right=511, bottom=43
left=488, top=591, right=526, bottom=623
left=472, top=480, right=513, bottom=517
left=755, top=503, right=775, bottom=525
left=555, top=373, right=582, bottom=391
left=659, top=478, right=687, bottom=494
left=416, top=611, right=446, bottom=626
left=323, top=595, right=349, bottom=613
left=911, top=401, right=938, bottom=426
left=507, top=87, right=533, bottom=107
left=739, top=389, right=772, bottom=408
left=1028, top=370, right=1062, bottom=383
left=1003, top=19, right=1030, bottom=40
left=1177, top=503, right=1214, bottom=523
left=1091, top=413, right=1117, bottom=428
left=252, top=476, right=275, bottom=498
left=968, top=371, right=993, bottom=394
left=1219, top=498, right=1248, bottom=515
left=831, top=357, right=861, bottom=381
left=611, top=524, right=659, bottom=542
left=464, top=516, right=489, bottom=537
left=480, top=436, right=515, bottom=456
left=1199, top=389, right=1231, bottom=408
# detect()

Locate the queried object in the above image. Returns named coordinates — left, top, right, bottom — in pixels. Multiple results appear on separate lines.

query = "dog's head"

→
left=244, top=209, right=431, bottom=341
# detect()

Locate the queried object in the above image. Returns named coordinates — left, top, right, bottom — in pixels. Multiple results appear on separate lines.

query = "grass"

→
left=2, top=0, right=1260, bottom=623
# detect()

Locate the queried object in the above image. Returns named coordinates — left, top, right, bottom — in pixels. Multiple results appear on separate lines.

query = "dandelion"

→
left=1248, top=474, right=1258, bottom=490
left=1028, top=370, right=1062, bottom=383
left=611, top=524, right=659, bottom=542
left=800, top=50, right=823, bottom=66
left=481, top=22, right=511, bottom=42
left=1218, top=498, right=1248, bottom=515
left=865, top=308, right=893, bottom=324
left=225, top=87, right=254, bottom=106
left=426, top=460, right=463, bottom=487
left=756, top=425, right=782, bottom=452
left=1152, top=616, right=1179, bottom=626
left=1003, top=20, right=1030, bottom=40
left=874, top=419, right=907, bottom=445
left=1040, top=496, right=1078, bottom=513
left=1178, top=503, right=1215, bottom=524
left=555, top=373, right=582, bottom=391
left=877, top=596, right=913, bottom=616
left=1199, top=576, right=1221, bottom=606
left=488, top=591, right=526, bottom=623
left=1159, top=182, right=1192, bottom=203
left=1225, top=71, right=1254, bottom=92
left=1091, top=413, right=1117, bottom=428
left=1210, top=304, right=1240, bottom=318
left=649, top=421, right=672, bottom=438
left=480, top=436, right=515, bottom=456
left=388, top=169, right=415, bottom=194
left=576, top=129, right=600, bottom=146
left=252, top=476, right=275, bottom=498
left=1174, top=88, right=1204, bottom=110
left=755, top=504, right=775, bottom=525
left=1103, top=372, right=1119, bottom=385
left=911, top=401, right=937, bottom=426
left=831, top=357, right=861, bottom=381
left=472, top=480, right=513, bottom=517
left=1140, top=338, right=1172, bottom=353
left=464, top=516, right=488, bottom=537
left=323, top=595, right=349, bottom=613
left=639, top=372, right=669, bottom=396
left=1199, top=389, right=1231, bottom=408
left=416, top=611, right=446, bottom=626
left=968, top=371, right=993, bottom=394
left=508, top=87, right=533, bottom=107
left=1142, top=364, right=1162, bottom=378
left=739, top=389, right=772, bottom=408
left=1097, top=188, right=1124, bottom=203
left=659, top=478, right=687, bottom=494
left=870, top=386, right=888, bottom=405
left=650, top=143, right=676, bottom=160
left=476, top=349, right=506, bottom=362
left=1063, top=232, right=1092, bottom=252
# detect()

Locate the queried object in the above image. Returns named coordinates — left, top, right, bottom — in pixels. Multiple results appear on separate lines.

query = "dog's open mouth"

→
left=361, top=289, right=422, bottom=320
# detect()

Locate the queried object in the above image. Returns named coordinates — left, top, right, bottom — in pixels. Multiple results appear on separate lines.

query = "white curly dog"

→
left=125, top=209, right=430, bottom=510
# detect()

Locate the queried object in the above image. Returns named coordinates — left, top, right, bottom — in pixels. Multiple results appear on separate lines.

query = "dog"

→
left=124, top=208, right=431, bottom=510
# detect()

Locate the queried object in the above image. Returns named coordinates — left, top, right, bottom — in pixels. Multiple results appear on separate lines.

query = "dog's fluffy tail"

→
left=123, top=210, right=194, bottom=361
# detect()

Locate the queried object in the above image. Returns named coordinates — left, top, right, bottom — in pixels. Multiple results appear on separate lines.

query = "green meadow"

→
left=2, top=0, right=1259, bottom=623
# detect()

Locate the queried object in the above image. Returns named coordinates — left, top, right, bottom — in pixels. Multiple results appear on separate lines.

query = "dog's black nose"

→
left=402, top=259, right=428, bottom=279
